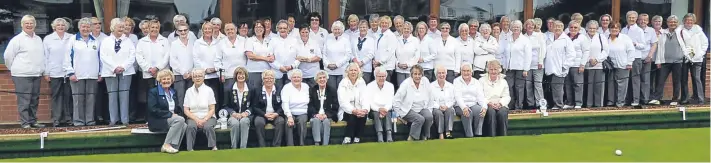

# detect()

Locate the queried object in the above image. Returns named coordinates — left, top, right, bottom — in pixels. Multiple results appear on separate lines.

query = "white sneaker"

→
left=648, top=100, right=660, bottom=105
left=631, top=103, right=639, bottom=106
left=552, top=107, right=560, bottom=110
left=670, top=102, right=678, bottom=106
left=342, top=137, right=351, bottom=144
left=353, top=137, right=360, bottom=143
left=535, top=109, right=541, bottom=113
left=574, top=106, right=582, bottom=109
left=562, top=105, right=573, bottom=109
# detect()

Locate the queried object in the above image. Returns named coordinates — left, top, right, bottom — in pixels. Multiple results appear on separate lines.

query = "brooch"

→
left=92, top=45, right=97, bottom=50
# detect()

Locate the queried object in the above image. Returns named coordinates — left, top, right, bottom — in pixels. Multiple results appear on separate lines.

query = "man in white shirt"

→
left=4, top=15, right=46, bottom=128
left=364, top=67, right=395, bottom=142
left=636, top=14, right=658, bottom=105
left=453, top=64, right=488, bottom=137
left=270, top=20, right=299, bottom=90
left=621, top=11, right=647, bottom=107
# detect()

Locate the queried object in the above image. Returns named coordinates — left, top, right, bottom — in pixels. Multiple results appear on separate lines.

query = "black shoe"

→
left=52, top=123, right=60, bottom=127
left=445, top=133, right=454, bottom=139
left=31, top=123, right=45, bottom=128
left=21, top=124, right=32, bottom=129
left=680, top=100, right=690, bottom=105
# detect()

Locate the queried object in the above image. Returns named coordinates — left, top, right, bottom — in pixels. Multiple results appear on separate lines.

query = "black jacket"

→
left=307, top=85, right=339, bottom=122
left=147, top=86, right=183, bottom=132
left=249, top=86, right=284, bottom=117
left=222, top=84, right=252, bottom=116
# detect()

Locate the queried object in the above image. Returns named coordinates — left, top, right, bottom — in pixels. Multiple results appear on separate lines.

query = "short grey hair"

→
left=288, top=69, right=303, bottom=79
left=394, top=15, right=405, bottom=22
left=51, top=18, right=69, bottom=30
left=109, top=18, right=124, bottom=32
left=77, top=17, right=92, bottom=28
left=434, top=65, right=447, bottom=75
left=374, top=66, right=387, bottom=76
left=511, top=20, right=523, bottom=28
left=460, top=63, right=472, bottom=71
left=652, top=15, right=663, bottom=22
left=467, top=19, right=479, bottom=26
left=369, top=14, right=380, bottom=22
left=626, top=11, right=638, bottom=18
left=173, top=15, right=187, bottom=24
left=586, top=20, right=599, bottom=29
left=191, top=68, right=206, bottom=78
left=331, top=20, right=345, bottom=31
left=667, top=15, right=679, bottom=22
left=479, top=23, right=491, bottom=32
left=683, top=13, right=696, bottom=22
left=20, top=15, right=36, bottom=26
left=403, top=21, right=413, bottom=31
left=277, top=20, right=288, bottom=27
left=210, top=17, right=223, bottom=25
left=458, top=23, right=469, bottom=32
left=533, top=18, right=543, bottom=28
left=314, top=70, right=329, bottom=81
left=262, top=69, right=275, bottom=79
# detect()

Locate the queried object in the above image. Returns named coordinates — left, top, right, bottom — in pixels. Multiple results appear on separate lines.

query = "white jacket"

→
left=457, top=36, right=476, bottom=67
left=525, top=32, right=547, bottom=70
left=453, top=76, right=487, bottom=109
left=322, top=34, right=352, bottom=76
left=374, top=30, right=398, bottom=70
left=337, top=78, right=367, bottom=121
left=363, top=81, right=395, bottom=112
left=4, top=31, right=45, bottom=77
left=64, top=34, right=100, bottom=79
left=215, top=37, right=247, bottom=79
left=655, top=28, right=689, bottom=64
left=270, top=35, right=299, bottom=79
left=432, top=35, right=462, bottom=73
left=100, top=34, right=136, bottom=77
left=395, top=36, right=421, bottom=73
left=430, top=80, right=455, bottom=109
left=585, top=33, right=610, bottom=69
left=393, top=77, right=433, bottom=116
left=193, top=37, right=220, bottom=79
left=569, top=33, right=591, bottom=68
left=544, top=34, right=575, bottom=77
left=607, top=34, right=636, bottom=69
left=43, top=32, right=73, bottom=78
left=681, top=25, right=709, bottom=63
left=136, top=35, right=170, bottom=79
left=479, top=74, right=511, bottom=106
left=169, top=38, right=194, bottom=76
left=499, top=34, right=532, bottom=71
left=351, top=35, right=376, bottom=73
left=473, top=35, right=498, bottom=71
left=417, top=36, right=436, bottom=70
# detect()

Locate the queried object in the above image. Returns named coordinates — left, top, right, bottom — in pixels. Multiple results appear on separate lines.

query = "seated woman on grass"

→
left=183, top=68, right=218, bottom=151
left=147, top=69, right=186, bottom=154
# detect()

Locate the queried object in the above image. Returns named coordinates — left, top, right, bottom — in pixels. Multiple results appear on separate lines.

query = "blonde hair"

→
left=379, top=16, right=392, bottom=28
left=20, top=15, right=36, bottom=26
left=124, top=17, right=135, bottom=28
left=487, top=60, right=502, bottom=74
left=156, top=69, right=175, bottom=82
left=51, top=18, right=69, bottom=30
left=262, top=69, right=275, bottom=79
left=348, top=14, right=359, bottom=22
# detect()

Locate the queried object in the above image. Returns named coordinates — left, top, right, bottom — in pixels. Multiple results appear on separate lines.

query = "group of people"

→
left=2, top=9, right=707, bottom=153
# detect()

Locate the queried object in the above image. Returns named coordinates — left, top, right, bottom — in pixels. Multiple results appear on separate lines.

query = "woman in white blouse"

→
left=480, top=60, right=510, bottom=136
left=324, top=21, right=353, bottom=90
left=169, top=22, right=194, bottom=108
left=430, top=65, right=455, bottom=139
left=271, top=20, right=299, bottom=90
left=193, top=22, right=222, bottom=108
left=433, top=22, right=460, bottom=82
left=606, top=22, right=635, bottom=107
left=523, top=19, right=546, bottom=110
left=456, top=23, right=475, bottom=71
left=183, top=69, right=218, bottom=151
left=364, top=67, right=395, bottom=142
left=296, top=24, right=323, bottom=87
left=245, top=20, right=274, bottom=90
left=351, top=20, right=376, bottom=83
left=394, top=65, right=433, bottom=141
left=374, top=16, right=397, bottom=83
left=499, top=20, right=531, bottom=110
left=64, top=18, right=101, bottom=126
left=414, top=22, right=435, bottom=82
left=337, top=63, right=368, bottom=144
left=453, top=64, right=487, bottom=137
left=543, top=21, right=575, bottom=109
left=473, top=24, right=498, bottom=78
left=136, top=20, right=171, bottom=118
left=44, top=18, right=73, bottom=127
left=584, top=20, right=609, bottom=108
left=564, top=21, right=590, bottom=109
left=395, top=21, right=421, bottom=86
left=282, top=69, right=310, bottom=146
left=216, top=23, right=248, bottom=105
left=100, top=18, right=136, bottom=126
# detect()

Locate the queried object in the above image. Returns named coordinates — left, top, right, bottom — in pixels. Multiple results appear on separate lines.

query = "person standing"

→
left=523, top=19, right=547, bottom=110
left=270, top=20, right=299, bottom=90
left=564, top=21, right=590, bottom=109
left=296, top=24, right=323, bottom=87
left=649, top=15, right=686, bottom=106
left=473, top=24, right=499, bottom=78
left=432, top=23, right=461, bottom=82
left=65, top=17, right=101, bottom=126
left=4, top=15, right=46, bottom=128
left=351, top=20, right=376, bottom=83
left=584, top=20, right=609, bottom=108
left=679, top=13, right=708, bottom=105
left=136, top=20, right=171, bottom=123
left=544, top=21, right=576, bottom=109
left=167, top=15, right=197, bottom=43
left=395, top=22, right=421, bottom=86
left=169, top=22, right=194, bottom=109
left=621, top=11, right=647, bottom=107
left=323, top=21, right=353, bottom=90
left=193, top=22, right=222, bottom=108
left=245, top=20, right=274, bottom=90
left=499, top=20, right=532, bottom=110
left=100, top=18, right=136, bottom=126
left=44, top=18, right=73, bottom=127
left=215, top=23, right=248, bottom=106
left=607, top=22, right=636, bottom=108
left=637, top=14, right=658, bottom=105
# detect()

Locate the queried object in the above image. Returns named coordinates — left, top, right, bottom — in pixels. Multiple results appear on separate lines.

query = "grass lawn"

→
left=5, top=128, right=710, bottom=162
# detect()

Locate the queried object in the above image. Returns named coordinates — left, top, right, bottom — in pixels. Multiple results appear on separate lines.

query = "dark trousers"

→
left=472, top=70, right=485, bottom=80
left=50, top=77, right=72, bottom=125
left=680, top=62, right=705, bottom=103
left=204, top=78, right=221, bottom=112
left=505, top=70, right=525, bottom=110
left=95, top=79, right=108, bottom=123
left=423, top=69, right=435, bottom=82
left=653, top=63, right=683, bottom=101
left=12, top=76, right=41, bottom=126
left=130, top=77, right=155, bottom=123
left=344, top=113, right=367, bottom=138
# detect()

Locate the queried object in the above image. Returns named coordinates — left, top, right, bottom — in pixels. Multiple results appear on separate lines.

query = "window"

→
left=0, top=0, right=97, bottom=64
left=620, top=0, right=693, bottom=26
left=344, top=0, right=430, bottom=22
left=441, top=0, right=524, bottom=35
left=120, top=0, right=220, bottom=37
left=233, top=0, right=306, bottom=30
left=534, top=0, right=612, bottom=32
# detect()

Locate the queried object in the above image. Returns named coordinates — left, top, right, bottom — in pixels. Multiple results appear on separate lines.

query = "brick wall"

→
left=0, top=70, right=51, bottom=123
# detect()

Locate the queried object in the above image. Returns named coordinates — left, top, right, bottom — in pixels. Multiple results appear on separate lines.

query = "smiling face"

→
left=359, top=22, right=368, bottom=35
left=54, top=22, right=67, bottom=33
left=316, top=74, right=327, bottom=87
left=225, top=24, right=237, bottom=37
left=652, top=18, right=663, bottom=29
left=469, top=23, right=478, bottom=34
left=192, top=72, right=205, bottom=86
left=587, top=23, right=598, bottom=36
left=370, top=19, right=379, bottom=30
left=278, top=23, right=288, bottom=37
left=626, top=14, right=638, bottom=26
left=460, top=65, right=472, bottom=80
left=601, top=16, right=611, bottom=28
left=411, top=68, right=423, bottom=85
left=436, top=68, right=446, bottom=82
left=263, top=74, right=275, bottom=88
left=440, top=24, right=451, bottom=37
left=236, top=71, right=246, bottom=83
left=287, top=17, right=295, bottom=29
left=300, top=28, right=309, bottom=40
left=311, top=17, right=320, bottom=28
left=568, top=22, right=580, bottom=35
left=149, top=23, right=160, bottom=37
left=159, top=75, right=173, bottom=89
left=22, top=19, right=35, bottom=33
left=254, top=23, right=265, bottom=37
left=239, top=24, right=249, bottom=36
left=91, top=19, right=102, bottom=33
left=176, top=25, right=189, bottom=38
left=683, top=16, right=694, bottom=29
left=290, top=73, right=302, bottom=85
left=347, top=65, right=360, bottom=81
left=202, top=23, right=213, bottom=38
left=375, top=70, right=387, bottom=86
left=349, top=19, right=358, bottom=30
left=79, top=23, right=91, bottom=37
left=416, top=24, right=427, bottom=37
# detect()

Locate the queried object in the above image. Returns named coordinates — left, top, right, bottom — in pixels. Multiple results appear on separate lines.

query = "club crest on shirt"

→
left=310, top=49, right=314, bottom=54
left=92, top=45, right=97, bottom=50
left=276, top=96, right=281, bottom=103
left=320, top=33, right=324, bottom=38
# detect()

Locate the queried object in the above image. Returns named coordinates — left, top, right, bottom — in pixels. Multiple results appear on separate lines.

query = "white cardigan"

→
left=337, top=78, right=367, bottom=121
left=135, top=35, right=170, bottom=79
left=479, top=74, right=511, bottom=106
left=393, top=77, right=433, bottom=116
left=656, top=28, right=689, bottom=64
left=99, top=34, right=136, bottom=77
left=680, top=25, right=709, bottom=63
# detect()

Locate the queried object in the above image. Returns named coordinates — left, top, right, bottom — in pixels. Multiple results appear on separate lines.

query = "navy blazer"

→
left=147, top=86, right=182, bottom=132
left=249, top=86, right=284, bottom=117
left=307, top=85, right=339, bottom=122
left=222, top=85, right=252, bottom=115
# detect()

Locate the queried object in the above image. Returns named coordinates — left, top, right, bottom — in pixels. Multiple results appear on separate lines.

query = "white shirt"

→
left=322, top=34, right=352, bottom=76
left=184, top=84, right=216, bottom=119
left=395, top=36, right=421, bottom=73
left=337, top=78, right=367, bottom=121
left=308, top=27, right=329, bottom=49
left=270, top=35, right=299, bottom=79
left=608, top=34, right=635, bottom=69
left=169, top=38, right=194, bottom=76
left=64, top=34, right=100, bottom=79
left=393, top=77, right=432, bottom=116
left=456, top=36, right=476, bottom=67
left=585, top=33, right=610, bottom=70
left=352, top=35, right=376, bottom=73
left=245, top=37, right=272, bottom=73
left=295, top=38, right=322, bottom=78
left=453, top=76, right=487, bottom=108
left=288, top=28, right=300, bottom=39
left=215, top=37, right=247, bottom=79
left=544, top=34, right=575, bottom=77
left=166, top=90, right=175, bottom=113
left=367, top=27, right=381, bottom=39
left=281, top=82, right=310, bottom=117
left=499, top=34, right=532, bottom=71
left=621, top=24, right=646, bottom=58
left=263, top=86, right=277, bottom=113
left=193, top=37, right=220, bottom=79
left=565, top=28, right=587, bottom=36
left=525, top=32, right=547, bottom=69
left=479, top=74, right=511, bottom=106
left=432, top=36, right=462, bottom=73
left=417, top=36, right=436, bottom=70
left=100, top=34, right=136, bottom=77
left=128, top=34, right=139, bottom=46
left=4, top=31, right=45, bottom=77
left=569, top=33, right=590, bottom=68
left=91, top=32, right=108, bottom=47
left=43, top=32, right=72, bottom=78
left=640, top=26, right=659, bottom=59
left=473, top=35, right=498, bottom=71
left=426, top=29, right=441, bottom=40
left=136, top=35, right=170, bottom=79
left=598, top=27, right=611, bottom=39
left=364, top=81, right=395, bottom=112
left=345, top=28, right=359, bottom=41
left=167, top=30, right=198, bottom=44
left=374, top=30, right=398, bottom=70
left=430, top=80, right=455, bottom=109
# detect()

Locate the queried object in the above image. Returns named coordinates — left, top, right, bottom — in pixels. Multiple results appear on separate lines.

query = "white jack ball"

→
left=615, top=149, right=622, bottom=156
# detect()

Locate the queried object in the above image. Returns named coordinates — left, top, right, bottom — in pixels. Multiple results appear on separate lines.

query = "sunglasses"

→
left=177, top=29, right=188, bottom=32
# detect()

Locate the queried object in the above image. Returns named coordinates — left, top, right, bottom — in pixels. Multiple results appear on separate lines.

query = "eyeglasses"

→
left=177, top=29, right=188, bottom=32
